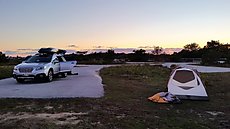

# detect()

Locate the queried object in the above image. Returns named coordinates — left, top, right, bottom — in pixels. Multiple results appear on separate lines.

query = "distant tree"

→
left=202, top=49, right=221, bottom=65
left=76, top=51, right=88, bottom=55
left=201, top=40, right=230, bottom=65
left=226, top=50, right=230, bottom=64
left=204, top=40, right=221, bottom=49
left=107, top=49, right=115, bottom=54
left=151, top=46, right=163, bottom=55
left=131, top=49, right=148, bottom=62
left=0, top=51, right=6, bottom=62
left=133, top=49, right=146, bottom=54
left=105, top=49, right=115, bottom=62
left=184, top=43, right=200, bottom=51
left=170, top=52, right=182, bottom=62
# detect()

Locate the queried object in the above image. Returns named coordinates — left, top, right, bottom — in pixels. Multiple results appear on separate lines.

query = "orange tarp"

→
left=148, top=93, right=168, bottom=103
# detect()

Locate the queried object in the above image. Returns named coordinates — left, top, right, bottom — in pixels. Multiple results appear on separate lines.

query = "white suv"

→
left=13, top=48, right=72, bottom=83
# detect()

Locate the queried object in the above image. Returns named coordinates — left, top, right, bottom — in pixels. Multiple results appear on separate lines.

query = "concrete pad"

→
left=0, top=65, right=107, bottom=98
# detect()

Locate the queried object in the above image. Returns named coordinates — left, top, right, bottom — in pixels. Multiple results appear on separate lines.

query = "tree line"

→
left=0, top=40, right=229, bottom=65
left=172, top=40, right=230, bottom=65
left=64, top=40, right=230, bottom=65
left=0, top=52, right=7, bottom=62
left=64, top=46, right=168, bottom=64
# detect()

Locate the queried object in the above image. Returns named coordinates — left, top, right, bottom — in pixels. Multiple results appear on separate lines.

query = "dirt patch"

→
left=0, top=112, right=88, bottom=125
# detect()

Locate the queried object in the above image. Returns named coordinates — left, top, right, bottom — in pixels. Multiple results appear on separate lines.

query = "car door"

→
left=58, top=56, right=68, bottom=72
left=52, top=58, right=60, bottom=74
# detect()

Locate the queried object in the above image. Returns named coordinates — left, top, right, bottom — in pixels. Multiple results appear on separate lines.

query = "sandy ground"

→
left=0, top=65, right=108, bottom=98
left=0, top=111, right=88, bottom=125
left=162, top=62, right=230, bottom=73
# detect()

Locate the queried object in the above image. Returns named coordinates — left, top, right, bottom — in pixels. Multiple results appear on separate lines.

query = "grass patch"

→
left=0, top=66, right=14, bottom=79
left=0, top=65, right=229, bottom=129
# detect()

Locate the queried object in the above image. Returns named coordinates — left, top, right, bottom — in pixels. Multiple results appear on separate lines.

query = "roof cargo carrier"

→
left=57, top=49, right=67, bottom=55
left=38, top=48, right=58, bottom=54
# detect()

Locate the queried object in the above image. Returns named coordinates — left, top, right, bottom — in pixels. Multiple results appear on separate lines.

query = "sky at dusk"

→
left=0, top=0, right=230, bottom=56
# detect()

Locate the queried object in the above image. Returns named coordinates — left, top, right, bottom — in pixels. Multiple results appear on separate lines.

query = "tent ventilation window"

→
left=173, top=70, right=195, bottom=83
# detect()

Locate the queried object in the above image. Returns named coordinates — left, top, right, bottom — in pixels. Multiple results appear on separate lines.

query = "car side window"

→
left=61, top=57, right=66, bottom=62
left=57, top=56, right=66, bottom=62
left=53, top=58, right=59, bottom=64
left=57, top=56, right=63, bottom=62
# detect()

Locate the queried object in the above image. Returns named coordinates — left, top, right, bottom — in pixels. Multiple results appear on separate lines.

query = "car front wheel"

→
left=46, top=70, right=53, bottom=82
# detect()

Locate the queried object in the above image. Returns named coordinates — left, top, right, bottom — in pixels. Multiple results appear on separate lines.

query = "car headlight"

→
left=36, top=66, right=45, bottom=71
left=13, top=66, right=18, bottom=71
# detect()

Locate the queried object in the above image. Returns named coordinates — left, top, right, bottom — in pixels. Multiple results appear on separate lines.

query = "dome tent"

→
left=167, top=67, right=208, bottom=100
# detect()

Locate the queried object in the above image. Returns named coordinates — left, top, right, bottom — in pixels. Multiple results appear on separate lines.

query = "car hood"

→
left=16, top=62, right=48, bottom=68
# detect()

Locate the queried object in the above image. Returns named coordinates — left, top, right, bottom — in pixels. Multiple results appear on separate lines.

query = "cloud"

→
left=23, top=51, right=37, bottom=55
left=138, top=46, right=155, bottom=49
left=65, top=49, right=77, bottom=54
left=4, top=48, right=38, bottom=56
left=113, top=48, right=135, bottom=53
left=93, top=45, right=104, bottom=49
left=17, top=48, right=39, bottom=51
left=163, top=48, right=182, bottom=54
left=4, top=50, right=18, bottom=55
left=67, top=45, right=78, bottom=48
left=93, top=46, right=117, bottom=49
left=107, top=46, right=117, bottom=49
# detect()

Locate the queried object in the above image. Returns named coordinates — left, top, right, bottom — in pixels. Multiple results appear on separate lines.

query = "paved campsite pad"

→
left=0, top=65, right=106, bottom=98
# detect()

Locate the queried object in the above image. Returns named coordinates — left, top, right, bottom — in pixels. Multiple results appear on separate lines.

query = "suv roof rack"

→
left=38, top=48, right=58, bottom=53
left=57, top=49, right=66, bottom=55
left=38, top=48, right=67, bottom=55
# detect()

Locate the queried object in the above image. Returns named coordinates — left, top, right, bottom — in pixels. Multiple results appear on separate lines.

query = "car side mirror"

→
left=53, top=60, right=59, bottom=64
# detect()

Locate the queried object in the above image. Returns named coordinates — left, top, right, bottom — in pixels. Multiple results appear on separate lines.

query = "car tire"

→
left=16, top=78, right=24, bottom=83
left=46, top=70, right=53, bottom=82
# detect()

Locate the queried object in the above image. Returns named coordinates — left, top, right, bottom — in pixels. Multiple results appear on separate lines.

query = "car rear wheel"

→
left=47, top=70, right=53, bottom=82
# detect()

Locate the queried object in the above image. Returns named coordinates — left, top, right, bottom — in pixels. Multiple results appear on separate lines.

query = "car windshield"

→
left=25, top=54, right=52, bottom=63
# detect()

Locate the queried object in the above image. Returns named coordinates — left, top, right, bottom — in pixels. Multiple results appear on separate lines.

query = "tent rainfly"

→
left=167, top=67, right=208, bottom=100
